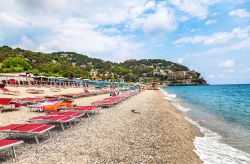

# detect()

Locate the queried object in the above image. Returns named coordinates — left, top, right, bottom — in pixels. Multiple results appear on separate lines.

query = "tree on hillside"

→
left=1, top=56, right=32, bottom=72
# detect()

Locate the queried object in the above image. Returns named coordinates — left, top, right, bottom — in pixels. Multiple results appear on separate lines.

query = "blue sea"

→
left=162, top=84, right=250, bottom=163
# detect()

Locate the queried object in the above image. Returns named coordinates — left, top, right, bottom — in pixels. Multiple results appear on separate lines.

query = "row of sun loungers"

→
left=92, top=91, right=138, bottom=107
left=0, top=90, right=138, bottom=159
left=2, top=80, right=88, bottom=88
left=0, top=107, right=97, bottom=159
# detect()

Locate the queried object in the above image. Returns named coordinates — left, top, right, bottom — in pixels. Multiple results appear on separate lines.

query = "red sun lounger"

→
left=0, top=124, right=54, bottom=144
left=91, top=96, right=125, bottom=107
left=0, top=88, right=19, bottom=96
left=19, top=97, right=44, bottom=105
left=47, top=111, right=84, bottom=123
left=66, top=106, right=101, bottom=117
left=62, top=93, right=81, bottom=99
left=47, top=111, right=84, bottom=118
left=0, top=98, right=21, bottom=113
left=28, top=115, right=76, bottom=132
left=26, top=89, right=45, bottom=94
left=0, top=140, right=23, bottom=158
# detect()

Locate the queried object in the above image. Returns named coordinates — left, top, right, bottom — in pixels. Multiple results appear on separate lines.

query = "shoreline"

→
left=1, top=89, right=201, bottom=163
left=161, top=87, right=250, bottom=163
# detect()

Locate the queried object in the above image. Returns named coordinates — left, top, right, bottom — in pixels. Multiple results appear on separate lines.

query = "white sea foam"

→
left=161, top=90, right=177, bottom=101
left=186, top=117, right=250, bottom=164
left=161, top=89, right=191, bottom=112
left=161, top=88, right=250, bottom=163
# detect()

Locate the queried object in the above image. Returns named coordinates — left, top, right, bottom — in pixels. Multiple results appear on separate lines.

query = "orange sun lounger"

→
left=42, top=100, right=73, bottom=112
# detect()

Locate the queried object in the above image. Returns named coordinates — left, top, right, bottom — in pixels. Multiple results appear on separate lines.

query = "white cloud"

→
left=205, top=19, right=216, bottom=25
left=229, top=9, right=250, bottom=18
left=17, top=19, right=144, bottom=61
left=0, top=12, right=27, bottom=27
left=0, top=0, right=160, bottom=61
left=219, top=60, right=235, bottom=68
left=143, top=6, right=177, bottom=37
left=169, top=0, right=218, bottom=19
left=174, top=26, right=250, bottom=45
left=186, top=37, right=250, bottom=58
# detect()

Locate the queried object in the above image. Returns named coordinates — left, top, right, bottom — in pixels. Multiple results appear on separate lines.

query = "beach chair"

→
left=0, top=124, right=54, bottom=144
left=47, top=111, right=84, bottom=123
left=0, top=140, right=23, bottom=159
left=0, top=98, right=21, bottom=113
left=50, top=87, right=61, bottom=92
left=19, top=97, right=44, bottom=105
left=27, top=100, right=58, bottom=112
left=26, top=89, right=44, bottom=94
left=0, top=88, right=19, bottom=96
left=47, top=111, right=84, bottom=117
left=63, top=93, right=83, bottom=99
left=28, top=115, right=76, bottom=132
left=0, top=84, right=5, bottom=88
left=91, top=96, right=124, bottom=107
left=66, top=106, right=101, bottom=117
left=44, top=95, right=61, bottom=101
left=41, top=100, right=70, bottom=112
left=9, top=79, right=16, bottom=87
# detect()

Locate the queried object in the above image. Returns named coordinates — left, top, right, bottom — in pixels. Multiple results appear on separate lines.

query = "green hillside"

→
left=0, top=46, right=206, bottom=85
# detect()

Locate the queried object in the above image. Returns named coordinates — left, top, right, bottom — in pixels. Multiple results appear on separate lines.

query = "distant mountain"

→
left=0, top=46, right=207, bottom=85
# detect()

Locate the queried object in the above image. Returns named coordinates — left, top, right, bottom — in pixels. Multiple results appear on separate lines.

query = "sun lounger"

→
left=47, top=111, right=84, bottom=122
left=0, top=88, right=19, bottom=96
left=65, top=106, right=101, bottom=117
left=26, top=89, right=44, bottom=94
left=0, top=98, right=21, bottom=113
left=27, top=99, right=73, bottom=112
left=62, top=93, right=81, bottom=99
left=44, top=95, right=62, bottom=100
left=42, top=100, right=73, bottom=112
left=50, top=87, right=61, bottom=92
left=28, top=115, right=76, bottom=132
left=0, top=140, right=23, bottom=158
left=47, top=111, right=84, bottom=118
left=0, top=124, right=54, bottom=144
left=27, top=100, right=58, bottom=112
left=19, top=97, right=44, bottom=105
left=91, top=96, right=125, bottom=107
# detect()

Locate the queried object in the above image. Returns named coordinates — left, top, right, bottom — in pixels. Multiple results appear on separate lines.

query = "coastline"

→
left=161, top=86, right=250, bottom=163
left=1, top=89, right=201, bottom=163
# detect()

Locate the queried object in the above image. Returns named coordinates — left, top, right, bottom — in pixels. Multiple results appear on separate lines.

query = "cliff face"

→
left=0, top=46, right=207, bottom=85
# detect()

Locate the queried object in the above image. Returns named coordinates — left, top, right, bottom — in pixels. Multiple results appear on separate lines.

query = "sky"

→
left=0, top=0, right=250, bottom=84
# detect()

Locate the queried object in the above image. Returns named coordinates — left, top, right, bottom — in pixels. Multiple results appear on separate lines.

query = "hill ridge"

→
left=0, top=46, right=207, bottom=85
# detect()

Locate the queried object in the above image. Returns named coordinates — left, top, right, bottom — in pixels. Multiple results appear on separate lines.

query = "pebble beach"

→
left=0, top=89, right=201, bottom=163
